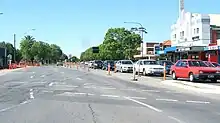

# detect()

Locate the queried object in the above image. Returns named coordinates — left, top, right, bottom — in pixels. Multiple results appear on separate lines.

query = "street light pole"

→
left=124, top=22, right=147, bottom=58
left=13, top=34, right=16, bottom=63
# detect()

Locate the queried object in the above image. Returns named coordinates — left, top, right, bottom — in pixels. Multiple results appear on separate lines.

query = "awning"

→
left=164, top=46, right=176, bottom=53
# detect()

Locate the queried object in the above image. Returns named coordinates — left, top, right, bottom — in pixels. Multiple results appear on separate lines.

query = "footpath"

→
left=0, top=66, right=31, bottom=76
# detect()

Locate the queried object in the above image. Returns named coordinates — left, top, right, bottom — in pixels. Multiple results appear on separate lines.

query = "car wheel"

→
left=172, top=71, right=177, bottom=80
left=189, top=73, right=194, bottom=82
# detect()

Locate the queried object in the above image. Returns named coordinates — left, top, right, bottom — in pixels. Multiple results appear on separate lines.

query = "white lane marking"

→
left=76, top=77, right=82, bottom=80
left=30, top=76, right=34, bottom=78
left=49, top=83, right=54, bottom=86
left=73, top=92, right=87, bottom=95
left=121, top=88, right=137, bottom=91
left=0, top=100, right=31, bottom=113
left=126, top=96, right=146, bottom=100
left=100, top=95, right=120, bottom=98
left=60, top=72, right=64, bottom=74
left=168, top=116, right=184, bottom=123
left=101, top=87, right=116, bottom=90
left=142, top=90, right=160, bottom=93
left=87, top=93, right=95, bottom=96
left=42, top=90, right=54, bottom=93
left=40, top=75, right=45, bottom=77
left=29, top=92, right=34, bottom=99
left=186, top=100, right=210, bottom=104
left=124, top=97, right=162, bottom=113
left=156, top=99, right=178, bottom=102
left=84, top=86, right=96, bottom=89
left=32, top=72, right=35, bottom=74
left=83, top=83, right=92, bottom=86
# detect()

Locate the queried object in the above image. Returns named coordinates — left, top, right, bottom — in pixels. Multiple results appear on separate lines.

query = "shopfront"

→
left=204, top=45, right=220, bottom=63
left=176, top=46, right=205, bottom=61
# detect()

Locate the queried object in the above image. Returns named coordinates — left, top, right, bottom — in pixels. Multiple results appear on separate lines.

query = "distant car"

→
left=56, top=62, right=63, bottom=66
left=116, top=60, right=133, bottom=73
left=102, top=60, right=115, bottom=71
left=157, top=60, right=174, bottom=74
left=93, top=60, right=103, bottom=69
left=171, top=59, right=220, bottom=82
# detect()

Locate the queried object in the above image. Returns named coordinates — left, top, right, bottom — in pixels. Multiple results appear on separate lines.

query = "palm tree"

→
left=24, top=35, right=35, bottom=42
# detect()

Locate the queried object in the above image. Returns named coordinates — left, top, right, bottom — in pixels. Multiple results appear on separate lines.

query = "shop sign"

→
left=178, top=47, right=190, bottom=52
left=208, top=45, right=219, bottom=50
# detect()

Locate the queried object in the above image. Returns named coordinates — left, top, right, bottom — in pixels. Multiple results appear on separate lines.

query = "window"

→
left=202, top=18, right=210, bottom=23
left=194, top=29, right=196, bottom=34
left=121, top=60, right=133, bottom=64
left=197, top=28, right=199, bottom=34
left=188, top=61, right=208, bottom=67
left=174, top=34, right=176, bottom=38
left=143, top=61, right=158, bottom=65
left=182, top=31, right=184, bottom=36
left=175, top=61, right=182, bottom=67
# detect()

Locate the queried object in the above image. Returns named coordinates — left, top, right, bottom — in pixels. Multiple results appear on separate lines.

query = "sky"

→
left=0, top=0, right=220, bottom=57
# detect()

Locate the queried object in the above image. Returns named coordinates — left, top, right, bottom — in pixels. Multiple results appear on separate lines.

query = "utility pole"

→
left=13, top=34, right=16, bottom=63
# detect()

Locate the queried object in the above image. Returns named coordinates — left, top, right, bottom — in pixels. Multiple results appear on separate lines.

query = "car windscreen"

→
left=188, top=61, right=208, bottom=67
left=121, top=61, right=132, bottom=64
left=212, top=62, right=220, bottom=67
left=144, top=61, right=158, bottom=65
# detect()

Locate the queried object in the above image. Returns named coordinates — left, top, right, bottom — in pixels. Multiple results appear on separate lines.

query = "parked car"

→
left=116, top=60, right=133, bottom=72
left=88, top=61, right=94, bottom=68
left=56, top=62, right=63, bottom=66
left=134, top=59, right=164, bottom=76
left=157, top=60, right=174, bottom=74
left=102, top=60, right=115, bottom=71
left=170, top=59, right=220, bottom=82
left=211, top=62, right=220, bottom=67
left=203, top=61, right=215, bottom=67
left=93, top=60, right=103, bottom=69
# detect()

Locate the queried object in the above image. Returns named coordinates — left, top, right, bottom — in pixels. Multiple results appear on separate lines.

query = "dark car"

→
left=93, top=60, right=103, bottom=69
left=157, top=60, right=174, bottom=74
left=102, top=60, right=115, bottom=71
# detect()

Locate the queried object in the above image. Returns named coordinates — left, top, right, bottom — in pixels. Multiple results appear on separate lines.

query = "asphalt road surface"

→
left=1, top=66, right=220, bottom=123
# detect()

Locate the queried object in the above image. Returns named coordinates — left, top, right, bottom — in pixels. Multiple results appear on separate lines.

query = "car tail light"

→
left=216, top=71, right=220, bottom=73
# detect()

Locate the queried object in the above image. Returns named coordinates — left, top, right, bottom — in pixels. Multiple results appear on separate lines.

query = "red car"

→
left=170, top=59, right=220, bottom=82
left=211, top=62, right=220, bottom=67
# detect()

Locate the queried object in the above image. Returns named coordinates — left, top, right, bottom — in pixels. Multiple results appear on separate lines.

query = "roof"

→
left=162, top=40, right=171, bottom=46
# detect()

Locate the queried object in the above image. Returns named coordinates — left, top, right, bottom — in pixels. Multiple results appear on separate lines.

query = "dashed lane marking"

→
left=100, top=94, right=120, bottom=98
left=40, top=75, right=45, bottom=77
left=49, top=82, right=54, bottom=86
left=76, top=77, right=82, bottom=80
left=83, top=83, right=92, bottom=86
left=156, top=98, right=178, bottom=102
left=30, top=76, right=34, bottom=78
left=186, top=100, right=210, bottom=104
left=141, top=90, right=160, bottom=93
left=100, top=87, right=116, bottom=90
left=124, top=97, right=162, bottom=113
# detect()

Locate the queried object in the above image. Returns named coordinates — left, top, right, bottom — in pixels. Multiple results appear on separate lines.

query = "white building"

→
left=171, top=0, right=220, bottom=47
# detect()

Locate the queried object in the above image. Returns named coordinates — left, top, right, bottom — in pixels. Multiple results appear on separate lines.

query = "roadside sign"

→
left=7, top=54, right=12, bottom=60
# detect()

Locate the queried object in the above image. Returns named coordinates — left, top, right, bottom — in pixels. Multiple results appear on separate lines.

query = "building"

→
left=134, top=42, right=161, bottom=60
left=163, top=0, right=220, bottom=62
left=0, top=47, right=7, bottom=68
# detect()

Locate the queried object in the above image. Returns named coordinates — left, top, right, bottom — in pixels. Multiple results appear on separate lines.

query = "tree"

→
left=70, top=56, right=79, bottom=62
left=80, top=27, right=141, bottom=61
left=20, top=35, right=36, bottom=61
left=50, top=44, right=62, bottom=62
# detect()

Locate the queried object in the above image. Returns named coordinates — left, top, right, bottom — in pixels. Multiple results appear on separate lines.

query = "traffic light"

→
left=92, top=47, right=99, bottom=53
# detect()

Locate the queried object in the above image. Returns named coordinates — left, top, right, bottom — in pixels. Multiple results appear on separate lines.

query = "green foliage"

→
left=19, top=35, right=64, bottom=63
left=80, top=27, right=141, bottom=61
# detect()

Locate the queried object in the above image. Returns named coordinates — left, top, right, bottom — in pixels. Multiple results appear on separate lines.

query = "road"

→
left=1, top=66, right=220, bottom=123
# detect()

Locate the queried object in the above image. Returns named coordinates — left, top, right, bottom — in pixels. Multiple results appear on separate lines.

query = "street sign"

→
left=7, top=54, right=12, bottom=60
